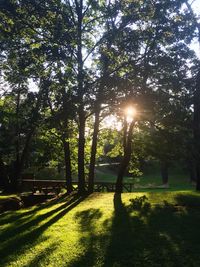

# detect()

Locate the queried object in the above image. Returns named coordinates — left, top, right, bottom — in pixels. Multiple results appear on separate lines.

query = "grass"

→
left=0, top=194, right=19, bottom=200
left=24, top=162, right=194, bottom=191
left=95, top=163, right=194, bottom=191
left=1, top=191, right=200, bottom=266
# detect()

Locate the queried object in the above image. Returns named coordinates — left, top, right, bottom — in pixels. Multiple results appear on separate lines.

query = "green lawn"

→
left=24, top=163, right=194, bottom=192
left=95, top=164, right=194, bottom=191
left=1, top=191, right=200, bottom=266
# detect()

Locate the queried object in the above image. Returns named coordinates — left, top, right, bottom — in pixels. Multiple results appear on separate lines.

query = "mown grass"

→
left=0, top=194, right=19, bottom=200
left=1, top=191, right=200, bottom=266
left=95, top=163, right=194, bottom=191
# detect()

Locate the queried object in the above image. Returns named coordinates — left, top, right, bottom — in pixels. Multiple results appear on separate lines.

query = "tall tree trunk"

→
left=185, top=0, right=200, bottom=191
left=116, top=120, right=135, bottom=193
left=188, top=159, right=197, bottom=183
left=194, top=71, right=200, bottom=190
left=78, top=107, right=86, bottom=194
left=15, top=90, right=20, bottom=175
left=160, top=161, right=168, bottom=185
left=62, top=135, right=73, bottom=194
left=9, top=88, right=21, bottom=192
left=196, top=166, right=200, bottom=190
left=8, top=127, right=35, bottom=192
left=76, top=1, right=86, bottom=194
left=0, top=157, right=9, bottom=191
left=88, top=108, right=100, bottom=193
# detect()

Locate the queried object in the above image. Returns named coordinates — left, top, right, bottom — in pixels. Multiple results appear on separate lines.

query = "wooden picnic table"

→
left=21, top=179, right=134, bottom=193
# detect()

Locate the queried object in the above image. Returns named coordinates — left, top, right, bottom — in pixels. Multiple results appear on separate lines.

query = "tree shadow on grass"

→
left=103, top=193, right=136, bottom=267
left=68, top=192, right=200, bottom=267
left=68, top=208, right=104, bottom=267
left=0, top=193, right=81, bottom=242
left=0, top=193, right=87, bottom=266
left=0, top=192, right=74, bottom=226
left=175, top=193, right=200, bottom=207
left=103, top=193, right=200, bottom=267
left=28, top=241, right=59, bottom=267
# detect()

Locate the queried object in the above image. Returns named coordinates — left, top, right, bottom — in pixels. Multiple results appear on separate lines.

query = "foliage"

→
left=0, top=0, right=200, bottom=191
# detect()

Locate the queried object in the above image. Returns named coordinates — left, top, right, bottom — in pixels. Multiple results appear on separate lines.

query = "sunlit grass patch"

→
left=0, top=191, right=200, bottom=266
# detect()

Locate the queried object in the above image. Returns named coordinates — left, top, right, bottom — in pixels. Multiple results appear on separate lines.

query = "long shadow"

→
left=0, top=193, right=79, bottom=242
left=0, top=194, right=87, bottom=266
left=3, top=192, right=200, bottom=266
left=103, top=193, right=200, bottom=266
left=175, top=193, right=200, bottom=207
left=28, top=242, right=59, bottom=267
left=0, top=192, right=73, bottom=226
left=145, top=202, right=200, bottom=265
left=103, top=193, right=136, bottom=267
left=68, top=208, right=104, bottom=267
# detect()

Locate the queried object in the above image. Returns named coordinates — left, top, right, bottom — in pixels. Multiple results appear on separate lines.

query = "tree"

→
left=184, top=0, right=200, bottom=190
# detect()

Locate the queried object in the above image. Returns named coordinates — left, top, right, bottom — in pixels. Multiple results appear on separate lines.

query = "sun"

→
left=124, top=106, right=137, bottom=122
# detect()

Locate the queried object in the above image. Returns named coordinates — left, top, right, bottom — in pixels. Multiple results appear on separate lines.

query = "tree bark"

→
left=185, top=0, right=200, bottom=191
left=194, top=71, right=200, bottom=190
left=187, top=159, right=197, bottom=183
left=0, top=157, right=9, bottom=190
left=116, top=120, right=135, bottom=193
left=62, top=135, right=73, bottom=194
left=76, top=1, right=86, bottom=194
left=88, top=108, right=100, bottom=193
left=78, top=107, right=86, bottom=194
left=160, top=161, right=168, bottom=185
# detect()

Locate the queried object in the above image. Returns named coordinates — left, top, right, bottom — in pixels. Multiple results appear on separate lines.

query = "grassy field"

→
left=95, top=163, right=194, bottom=191
left=24, top=162, right=194, bottom=191
left=1, top=191, right=200, bottom=266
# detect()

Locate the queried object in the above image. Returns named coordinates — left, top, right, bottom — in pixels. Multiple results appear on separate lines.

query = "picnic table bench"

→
left=72, top=181, right=134, bottom=192
left=21, top=179, right=66, bottom=194
left=21, top=179, right=134, bottom=194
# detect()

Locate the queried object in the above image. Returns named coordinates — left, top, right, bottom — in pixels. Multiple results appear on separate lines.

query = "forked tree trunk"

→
left=88, top=108, right=100, bottom=193
left=116, top=120, right=135, bottom=193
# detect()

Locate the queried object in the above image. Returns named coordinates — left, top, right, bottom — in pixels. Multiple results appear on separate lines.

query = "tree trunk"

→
left=76, top=2, right=86, bottom=194
left=194, top=71, right=200, bottom=191
left=62, top=136, right=73, bottom=194
left=160, top=161, right=168, bottom=185
left=78, top=108, right=86, bottom=194
left=15, top=90, right=20, bottom=177
left=188, top=159, right=197, bottom=183
left=88, top=108, right=100, bottom=193
left=196, top=165, right=200, bottom=190
left=0, top=157, right=9, bottom=191
left=116, top=120, right=135, bottom=193
left=15, top=128, right=35, bottom=191
left=185, top=2, right=200, bottom=190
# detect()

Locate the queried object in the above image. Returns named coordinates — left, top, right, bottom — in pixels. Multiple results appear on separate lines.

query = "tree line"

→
left=0, top=0, right=200, bottom=193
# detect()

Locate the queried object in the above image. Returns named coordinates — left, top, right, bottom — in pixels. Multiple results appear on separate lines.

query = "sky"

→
left=188, top=0, right=200, bottom=57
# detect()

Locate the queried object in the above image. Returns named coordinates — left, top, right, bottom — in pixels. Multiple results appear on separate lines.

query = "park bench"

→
left=93, top=182, right=134, bottom=192
left=21, top=179, right=66, bottom=195
left=21, top=179, right=134, bottom=194
left=72, top=181, right=134, bottom=192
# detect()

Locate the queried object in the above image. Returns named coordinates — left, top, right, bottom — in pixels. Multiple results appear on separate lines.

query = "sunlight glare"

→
left=124, top=106, right=136, bottom=122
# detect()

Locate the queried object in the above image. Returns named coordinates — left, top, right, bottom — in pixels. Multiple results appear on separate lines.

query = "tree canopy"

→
left=0, top=0, right=200, bottom=193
